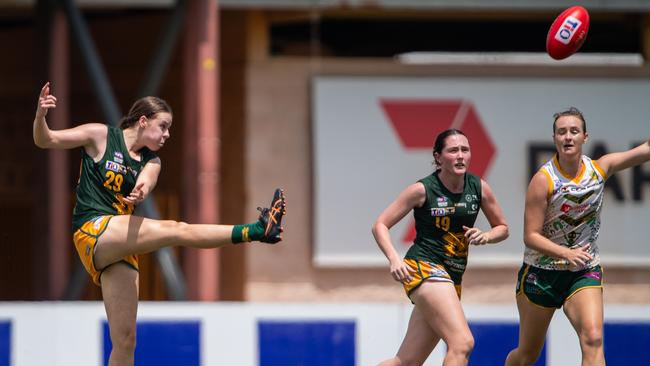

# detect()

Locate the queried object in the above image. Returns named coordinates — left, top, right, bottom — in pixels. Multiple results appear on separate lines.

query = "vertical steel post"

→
left=48, top=8, right=71, bottom=300
left=60, top=0, right=189, bottom=300
left=183, top=0, right=221, bottom=300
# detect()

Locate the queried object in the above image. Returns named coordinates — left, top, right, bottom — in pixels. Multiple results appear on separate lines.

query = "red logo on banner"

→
left=380, top=99, right=496, bottom=244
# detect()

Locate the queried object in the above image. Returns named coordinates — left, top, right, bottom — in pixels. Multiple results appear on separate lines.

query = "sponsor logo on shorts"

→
left=526, top=273, right=538, bottom=285
left=444, top=259, right=466, bottom=271
left=583, top=271, right=602, bottom=281
left=525, top=285, right=544, bottom=295
left=93, top=216, right=104, bottom=230
left=427, top=265, right=451, bottom=279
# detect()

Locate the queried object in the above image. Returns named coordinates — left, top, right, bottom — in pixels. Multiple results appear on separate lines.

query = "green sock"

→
left=231, top=221, right=265, bottom=244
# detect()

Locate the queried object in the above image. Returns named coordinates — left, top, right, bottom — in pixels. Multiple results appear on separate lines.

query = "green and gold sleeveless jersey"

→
left=405, top=172, right=482, bottom=277
left=72, top=125, right=157, bottom=232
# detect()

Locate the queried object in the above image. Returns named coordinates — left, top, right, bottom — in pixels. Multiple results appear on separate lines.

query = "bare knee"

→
left=110, top=325, right=136, bottom=353
left=390, top=356, right=424, bottom=366
left=580, top=327, right=603, bottom=350
left=174, top=221, right=189, bottom=236
left=163, top=220, right=187, bottom=230
left=447, top=333, right=474, bottom=357
left=157, top=220, right=189, bottom=240
left=511, top=347, right=543, bottom=366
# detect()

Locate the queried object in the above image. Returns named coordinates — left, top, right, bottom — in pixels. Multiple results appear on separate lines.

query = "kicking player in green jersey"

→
left=373, top=128, right=509, bottom=366
left=506, top=107, right=650, bottom=366
left=33, top=82, right=285, bottom=366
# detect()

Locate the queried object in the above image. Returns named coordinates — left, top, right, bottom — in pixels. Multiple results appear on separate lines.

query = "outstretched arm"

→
left=464, top=179, right=509, bottom=245
left=524, top=171, right=592, bottom=267
left=33, top=82, right=106, bottom=153
left=372, top=183, right=425, bottom=283
left=596, top=138, right=650, bottom=176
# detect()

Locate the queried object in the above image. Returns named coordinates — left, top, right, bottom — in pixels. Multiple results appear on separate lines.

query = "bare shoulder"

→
left=406, top=181, right=426, bottom=197
left=401, top=181, right=426, bottom=207
left=529, top=170, right=548, bottom=186
left=147, top=156, right=162, bottom=165
left=74, top=123, right=109, bottom=158
left=479, top=178, right=496, bottom=199
left=480, top=178, right=493, bottom=191
left=527, top=170, right=550, bottom=199
left=63, top=122, right=109, bottom=145
left=81, top=123, right=109, bottom=139
left=408, top=181, right=425, bottom=192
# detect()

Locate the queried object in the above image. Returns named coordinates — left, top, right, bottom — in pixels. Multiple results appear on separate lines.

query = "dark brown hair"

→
left=119, top=96, right=172, bottom=129
left=433, top=128, right=467, bottom=169
left=553, top=107, right=586, bottom=134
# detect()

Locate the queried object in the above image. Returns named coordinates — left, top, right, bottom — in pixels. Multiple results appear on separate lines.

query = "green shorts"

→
left=516, top=263, right=603, bottom=308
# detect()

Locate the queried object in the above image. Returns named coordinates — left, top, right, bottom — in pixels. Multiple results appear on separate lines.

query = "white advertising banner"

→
left=312, top=76, right=650, bottom=267
left=2, top=302, right=650, bottom=365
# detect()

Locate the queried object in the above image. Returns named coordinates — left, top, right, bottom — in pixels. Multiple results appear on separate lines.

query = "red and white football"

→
left=546, top=6, right=590, bottom=60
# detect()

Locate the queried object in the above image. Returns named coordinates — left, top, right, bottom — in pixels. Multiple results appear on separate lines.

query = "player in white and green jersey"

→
left=524, top=153, right=606, bottom=271
left=507, top=107, right=650, bottom=366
